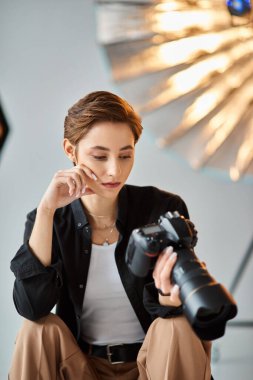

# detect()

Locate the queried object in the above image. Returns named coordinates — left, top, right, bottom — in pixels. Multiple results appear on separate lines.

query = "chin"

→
left=100, top=186, right=123, bottom=199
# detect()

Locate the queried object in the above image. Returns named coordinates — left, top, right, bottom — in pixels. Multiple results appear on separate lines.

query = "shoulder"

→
left=123, top=184, right=189, bottom=219
left=124, top=184, right=183, bottom=203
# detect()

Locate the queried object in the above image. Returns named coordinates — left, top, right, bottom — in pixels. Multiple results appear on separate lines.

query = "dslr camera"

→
left=125, top=211, right=237, bottom=340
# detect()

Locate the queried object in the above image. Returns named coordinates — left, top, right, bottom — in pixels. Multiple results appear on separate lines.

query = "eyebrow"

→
left=89, top=145, right=134, bottom=151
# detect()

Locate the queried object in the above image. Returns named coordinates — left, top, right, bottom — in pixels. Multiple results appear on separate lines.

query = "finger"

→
left=158, top=246, right=174, bottom=265
left=170, top=284, right=180, bottom=303
left=70, top=172, right=84, bottom=196
left=66, top=179, right=95, bottom=197
left=153, top=246, right=173, bottom=279
left=153, top=247, right=175, bottom=286
left=83, top=186, right=95, bottom=195
left=154, top=250, right=177, bottom=294
left=72, top=167, right=87, bottom=191
left=159, top=251, right=177, bottom=281
left=156, top=251, right=178, bottom=294
left=153, top=249, right=171, bottom=288
left=75, top=164, right=98, bottom=182
left=74, top=165, right=98, bottom=194
left=57, top=171, right=84, bottom=196
left=159, top=284, right=182, bottom=307
left=53, top=172, right=76, bottom=197
left=66, top=176, right=78, bottom=197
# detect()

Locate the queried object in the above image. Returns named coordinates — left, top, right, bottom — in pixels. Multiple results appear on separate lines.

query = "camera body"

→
left=126, top=211, right=237, bottom=340
left=126, top=211, right=197, bottom=279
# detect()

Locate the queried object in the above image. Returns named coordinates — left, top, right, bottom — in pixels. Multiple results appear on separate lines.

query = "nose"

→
left=107, top=158, right=121, bottom=178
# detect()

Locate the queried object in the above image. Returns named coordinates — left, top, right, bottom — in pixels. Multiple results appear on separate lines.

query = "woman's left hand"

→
left=153, top=246, right=182, bottom=307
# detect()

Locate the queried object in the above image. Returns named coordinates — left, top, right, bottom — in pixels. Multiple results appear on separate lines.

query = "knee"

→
left=41, top=313, right=74, bottom=341
left=153, top=316, right=211, bottom=356
left=149, top=316, right=200, bottom=346
left=17, top=313, right=69, bottom=344
left=149, top=316, right=185, bottom=335
left=21, top=313, right=61, bottom=330
left=153, top=315, right=194, bottom=335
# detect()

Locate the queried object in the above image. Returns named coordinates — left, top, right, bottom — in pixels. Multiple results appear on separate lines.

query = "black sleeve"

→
left=143, top=282, right=183, bottom=319
left=10, top=209, right=63, bottom=321
left=174, top=195, right=189, bottom=219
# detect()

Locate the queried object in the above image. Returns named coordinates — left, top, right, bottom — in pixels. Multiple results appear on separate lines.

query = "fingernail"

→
left=172, top=284, right=179, bottom=292
left=169, top=252, right=177, bottom=260
left=91, top=173, right=97, bottom=181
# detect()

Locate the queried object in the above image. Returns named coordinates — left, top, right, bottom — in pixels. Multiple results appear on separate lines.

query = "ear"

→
left=63, top=138, right=76, bottom=164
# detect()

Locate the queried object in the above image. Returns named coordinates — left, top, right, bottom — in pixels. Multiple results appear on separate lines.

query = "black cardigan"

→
left=10, top=184, right=188, bottom=341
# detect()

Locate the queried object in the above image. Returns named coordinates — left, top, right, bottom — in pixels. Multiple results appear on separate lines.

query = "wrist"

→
left=158, top=289, right=171, bottom=297
left=37, top=202, right=56, bottom=217
left=158, top=293, right=182, bottom=307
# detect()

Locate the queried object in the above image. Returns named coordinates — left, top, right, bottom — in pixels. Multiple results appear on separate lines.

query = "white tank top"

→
left=80, top=242, right=145, bottom=345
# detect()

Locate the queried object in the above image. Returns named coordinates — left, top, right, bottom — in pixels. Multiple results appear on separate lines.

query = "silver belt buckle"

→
left=106, top=344, right=124, bottom=364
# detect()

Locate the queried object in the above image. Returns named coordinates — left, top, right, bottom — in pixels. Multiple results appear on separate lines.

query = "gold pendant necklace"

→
left=102, top=222, right=116, bottom=246
left=86, top=210, right=117, bottom=246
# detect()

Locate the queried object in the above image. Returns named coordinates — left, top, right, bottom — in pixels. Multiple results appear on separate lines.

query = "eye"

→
left=92, top=155, right=107, bottom=160
left=119, top=155, right=132, bottom=160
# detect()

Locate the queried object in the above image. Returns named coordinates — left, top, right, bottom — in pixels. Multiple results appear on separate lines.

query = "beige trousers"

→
left=9, top=313, right=211, bottom=380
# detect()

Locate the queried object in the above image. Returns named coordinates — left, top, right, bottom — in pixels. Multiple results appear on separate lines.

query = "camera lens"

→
left=196, top=307, right=224, bottom=322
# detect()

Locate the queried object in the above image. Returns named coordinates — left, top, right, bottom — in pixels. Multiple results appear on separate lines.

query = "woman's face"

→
left=74, top=121, right=135, bottom=198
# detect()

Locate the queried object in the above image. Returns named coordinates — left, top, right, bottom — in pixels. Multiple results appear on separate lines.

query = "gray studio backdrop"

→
left=1, top=1, right=252, bottom=379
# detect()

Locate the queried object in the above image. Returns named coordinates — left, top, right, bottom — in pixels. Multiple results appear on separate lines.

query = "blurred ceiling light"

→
left=111, top=27, right=253, bottom=81
left=191, top=77, right=253, bottom=167
left=158, top=55, right=253, bottom=146
left=96, top=1, right=232, bottom=44
left=153, top=10, right=230, bottom=34
left=138, top=37, right=253, bottom=112
left=96, top=0, right=253, bottom=182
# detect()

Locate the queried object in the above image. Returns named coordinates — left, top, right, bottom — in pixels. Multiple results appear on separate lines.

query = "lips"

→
left=101, top=182, right=121, bottom=189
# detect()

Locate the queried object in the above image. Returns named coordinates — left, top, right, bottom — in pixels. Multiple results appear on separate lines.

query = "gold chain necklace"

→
left=101, top=222, right=116, bottom=246
left=92, top=222, right=116, bottom=246
left=86, top=212, right=117, bottom=246
left=87, top=211, right=114, bottom=219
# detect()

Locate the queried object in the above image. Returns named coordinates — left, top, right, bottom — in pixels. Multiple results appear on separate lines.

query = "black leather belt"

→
left=79, top=340, right=142, bottom=364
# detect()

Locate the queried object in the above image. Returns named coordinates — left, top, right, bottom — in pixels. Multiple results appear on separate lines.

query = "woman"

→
left=9, top=91, right=211, bottom=379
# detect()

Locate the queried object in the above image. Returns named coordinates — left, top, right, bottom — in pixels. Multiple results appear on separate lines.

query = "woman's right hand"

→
left=39, top=164, right=97, bottom=213
left=153, top=246, right=182, bottom=307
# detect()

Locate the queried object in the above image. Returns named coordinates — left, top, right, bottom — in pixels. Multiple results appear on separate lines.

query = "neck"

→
left=81, top=194, right=118, bottom=220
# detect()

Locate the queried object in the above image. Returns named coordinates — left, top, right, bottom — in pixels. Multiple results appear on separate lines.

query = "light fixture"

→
left=95, top=0, right=253, bottom=182
left=227, top=0, right=251, bottom=16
